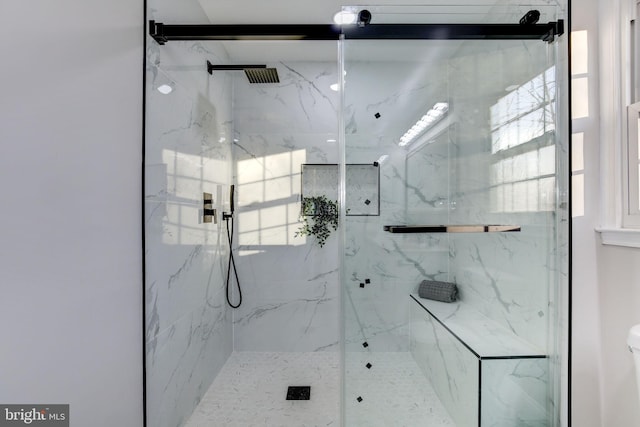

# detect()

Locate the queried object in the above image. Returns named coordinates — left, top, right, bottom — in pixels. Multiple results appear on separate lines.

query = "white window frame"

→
left=596, top=0, right=640, bottom=246
left=624, top=102, right=640, bottom=227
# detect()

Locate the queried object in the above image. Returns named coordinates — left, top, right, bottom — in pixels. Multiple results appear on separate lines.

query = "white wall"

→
left=0, top=1, right=144, bottom=427
left=573, top=0, right=640, bottom=425
left=596, top=245, right=640, bottom=425
left=571, top=0, right=605, bottom=425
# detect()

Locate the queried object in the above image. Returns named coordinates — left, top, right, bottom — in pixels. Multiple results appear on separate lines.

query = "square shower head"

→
left=244, top=67, right=280, bottom=84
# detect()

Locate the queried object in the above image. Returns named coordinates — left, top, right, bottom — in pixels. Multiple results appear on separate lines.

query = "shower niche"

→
left=301, top=163, right=380, bottom=216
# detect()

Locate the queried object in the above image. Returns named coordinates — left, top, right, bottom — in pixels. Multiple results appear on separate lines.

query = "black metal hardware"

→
left=520, top=10, right=541, bottom=25
left=358, top=10, right=372, bottom=27
left=207, top=61, right=266, bottom=74
left=340, top=22, right=564, bottom=41
left=203, top=192, right=215, bottom=223
left=149, top=21, right=341, bottom=44
left=286, top=386, right=311, bottom=400
left=149, top=20, right=565, bottom=45
left=383, top=225, right=521, bottom=233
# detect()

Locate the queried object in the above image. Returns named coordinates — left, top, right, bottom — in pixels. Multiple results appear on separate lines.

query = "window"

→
left=597, top=0, right=640, bottom=246
left=625, top=103, right=640, bottom=226
left=490, top=67, right=556, bottom=213
left=623, top=0, right=640, bottom=228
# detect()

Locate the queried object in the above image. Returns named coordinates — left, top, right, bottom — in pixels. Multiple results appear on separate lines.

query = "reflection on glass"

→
left=236, top=149, right=307, bottom=246
left=490, top=67, right=556, bottom=213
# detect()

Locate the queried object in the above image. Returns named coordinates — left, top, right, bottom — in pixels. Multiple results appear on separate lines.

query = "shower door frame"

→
left=143, top=15, right=571, bottom=427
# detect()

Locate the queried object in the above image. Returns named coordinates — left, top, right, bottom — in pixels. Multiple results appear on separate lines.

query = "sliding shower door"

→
left=340, top=5, right=568, bottom=426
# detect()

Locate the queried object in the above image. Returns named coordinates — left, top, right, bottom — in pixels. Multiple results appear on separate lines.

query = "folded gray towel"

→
left=418, top=280, right=458, bottom=303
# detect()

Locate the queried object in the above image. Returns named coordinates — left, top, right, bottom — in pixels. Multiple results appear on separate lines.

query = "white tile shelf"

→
left=385, top=225, right=521, bottom=233
left=410, top=294, right=544, bottom=358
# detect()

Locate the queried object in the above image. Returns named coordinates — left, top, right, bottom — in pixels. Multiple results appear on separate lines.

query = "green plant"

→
left=295, top=195, right=339, bottom=247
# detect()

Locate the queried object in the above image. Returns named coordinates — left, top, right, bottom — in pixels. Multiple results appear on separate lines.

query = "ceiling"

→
left=196, top=0, right=558, bottom=25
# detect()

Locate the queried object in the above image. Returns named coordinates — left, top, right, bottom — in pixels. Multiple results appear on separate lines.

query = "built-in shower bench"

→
left=410, top=294, right=544, bottom=358
left=409, top=293, right=549, bottom=426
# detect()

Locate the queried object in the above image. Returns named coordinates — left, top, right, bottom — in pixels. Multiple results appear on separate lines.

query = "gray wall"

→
left=0, top=1, right=143, bottom=426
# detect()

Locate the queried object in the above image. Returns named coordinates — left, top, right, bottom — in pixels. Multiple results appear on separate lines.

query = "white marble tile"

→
left=410, top=302, right=478, bottom=427
left=344, top=352, right=455, bottom=427
left=481, top=358, right=549, bottom=427
left=411, top=295, right=544, bottom=357
left=184, top=352, right=340, bottom=427
left=184, top=354, right=454, bottom=427
left=230, top=61, right=341, bottom=352
left=146, top=297, right=232, bottom=427
left=145, top=40, right=234, bottom=427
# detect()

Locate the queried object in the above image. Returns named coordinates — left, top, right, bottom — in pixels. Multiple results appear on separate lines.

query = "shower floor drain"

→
left=286, top=386, right=311, bottom=400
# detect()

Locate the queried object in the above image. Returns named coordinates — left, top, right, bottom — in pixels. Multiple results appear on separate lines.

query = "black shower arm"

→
left=148, top=20, right=564, bottom=45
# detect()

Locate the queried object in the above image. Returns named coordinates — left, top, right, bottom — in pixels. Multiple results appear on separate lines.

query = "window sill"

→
left=596, top=227, right=640, bottom=248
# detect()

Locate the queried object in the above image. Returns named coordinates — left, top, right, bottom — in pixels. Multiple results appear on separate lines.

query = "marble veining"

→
left=344, top=36, right=566, bottom=426
left=231, top=61, right=340, bottom=352
left=145, top=39, right=234, bottom=427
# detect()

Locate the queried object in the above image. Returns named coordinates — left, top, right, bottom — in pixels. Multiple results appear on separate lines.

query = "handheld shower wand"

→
left=224, top=185, right=242, bottom=308
left=223, top=184, right=235, bottom=220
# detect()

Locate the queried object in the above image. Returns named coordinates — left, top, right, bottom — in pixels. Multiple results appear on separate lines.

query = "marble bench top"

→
left=410, top=294, right=546, bottom=359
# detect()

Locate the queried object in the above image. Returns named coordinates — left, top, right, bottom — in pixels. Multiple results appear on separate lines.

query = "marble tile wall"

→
left=343, top=37, right=567, bottom=425
left=410, top=302, right=478, bottom=427
left=342, top=48, right=455, bottom=353
left=410, top=301, right=550, bottom=426
left=343, top=39, right=561, bottom=352
left=480, top=358, right=549, bottom=426
left=145, top=40, right=234, bottom=427
left=230, top=61, right=341, bottom=352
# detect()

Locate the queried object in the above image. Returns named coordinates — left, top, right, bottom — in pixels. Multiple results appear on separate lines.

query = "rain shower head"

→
left=244, top=67, right=279, bottom=83
left=206, top=61, right=280, bottom=83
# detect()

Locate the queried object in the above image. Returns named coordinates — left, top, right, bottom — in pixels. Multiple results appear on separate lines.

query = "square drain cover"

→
left=286, top=386, right=311, bottom=400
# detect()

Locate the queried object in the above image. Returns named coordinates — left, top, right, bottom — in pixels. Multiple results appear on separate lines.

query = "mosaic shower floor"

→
left=184, top=351, right=454, bottom=427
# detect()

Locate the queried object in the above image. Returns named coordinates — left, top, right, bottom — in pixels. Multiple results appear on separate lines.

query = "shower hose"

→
left=225, top=214, right=242, bottom=308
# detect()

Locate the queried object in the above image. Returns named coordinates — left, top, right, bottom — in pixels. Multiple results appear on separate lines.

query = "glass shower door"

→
left=340, top=6, right=567, bottom=427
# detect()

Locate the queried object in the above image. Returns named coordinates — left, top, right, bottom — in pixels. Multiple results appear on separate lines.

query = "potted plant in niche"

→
left=295, top=195, right=339, bottom=247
